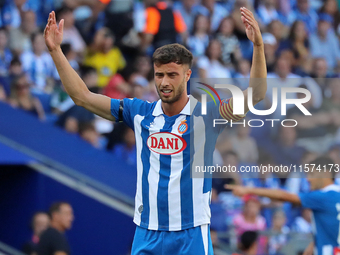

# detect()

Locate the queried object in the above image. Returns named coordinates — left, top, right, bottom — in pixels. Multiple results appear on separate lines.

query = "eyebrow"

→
left=155, top=72, right=179, bottom=76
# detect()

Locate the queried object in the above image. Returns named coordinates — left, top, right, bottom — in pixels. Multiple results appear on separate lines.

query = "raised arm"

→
left=240, top=7, right=267, bottom=112
left=44, top=11, right=114, bottom=121
left=225, top=184, right=302, bottom=205
left=218, top=8, right=266, bottom=122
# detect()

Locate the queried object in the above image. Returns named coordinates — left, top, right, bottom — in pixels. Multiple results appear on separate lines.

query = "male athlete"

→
left=44, top=7, right=266, bottom=255
left=227, top=156, right=340, bottom=255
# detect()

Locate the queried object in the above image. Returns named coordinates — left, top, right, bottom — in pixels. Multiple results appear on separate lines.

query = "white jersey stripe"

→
left=192, top=115, right=205, bottom=226
left=168, top=115, right=186, bottom=230
left=147, top=115, right=165, bottom=229
left=133, top=115, right=145, bottom=226
left=201, top=224, right=209, bottom=255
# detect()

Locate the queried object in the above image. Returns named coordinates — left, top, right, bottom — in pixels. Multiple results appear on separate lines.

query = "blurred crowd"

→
left=1, top=0, right=340, bottom=254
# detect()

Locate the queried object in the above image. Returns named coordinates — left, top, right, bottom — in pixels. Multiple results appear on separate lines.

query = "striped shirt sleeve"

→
left=219, top=98, right=246, bottom=122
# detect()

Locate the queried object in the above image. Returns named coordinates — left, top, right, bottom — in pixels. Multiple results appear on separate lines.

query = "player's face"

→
left=58, top=204, right=74, bottom=230
left=154, top=62, right=191, bottom=104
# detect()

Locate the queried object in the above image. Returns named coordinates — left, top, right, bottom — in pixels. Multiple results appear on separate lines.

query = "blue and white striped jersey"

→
left=111, top=95, right=225, bottom=231
left=299, top=184, right=340, bottom=255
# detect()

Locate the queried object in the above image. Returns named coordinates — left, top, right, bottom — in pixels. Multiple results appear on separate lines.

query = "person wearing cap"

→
left=262, top=33, right=277, bottom=73
left=310, top=13, right=340, bottom=73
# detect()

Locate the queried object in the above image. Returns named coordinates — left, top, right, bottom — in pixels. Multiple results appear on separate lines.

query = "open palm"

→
left=240, top=7, right=263, bottom=47
left=44, top=11, right=64, bottom=52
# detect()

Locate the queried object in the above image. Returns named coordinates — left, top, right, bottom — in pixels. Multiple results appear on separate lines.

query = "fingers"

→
left=58, top=19, right=64, bottom=34
left=224, top=184, right=236, bottom=189
left=240, top=7, right=257, bottom=28
left=53, top=11, right=57, bottom=25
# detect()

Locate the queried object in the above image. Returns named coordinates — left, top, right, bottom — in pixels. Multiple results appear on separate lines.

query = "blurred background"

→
left=1, top=0, right=340, bottom=254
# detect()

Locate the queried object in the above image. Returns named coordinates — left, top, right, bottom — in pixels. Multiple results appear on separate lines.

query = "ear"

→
left=185, top=69, right=192, bottom=82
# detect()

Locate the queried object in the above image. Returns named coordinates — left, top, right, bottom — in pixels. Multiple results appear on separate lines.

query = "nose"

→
left=160, top=76, right=170, bottom=87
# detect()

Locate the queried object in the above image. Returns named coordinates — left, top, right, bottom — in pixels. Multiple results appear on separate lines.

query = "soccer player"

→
left=44, top=7, right=266, bottom=255
left=226, top=156, right=340, bottom=255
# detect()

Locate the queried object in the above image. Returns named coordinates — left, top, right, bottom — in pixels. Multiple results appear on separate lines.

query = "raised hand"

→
left=240, top=7, right=263, bottom=47
left=44, top=11, right=64, bottom=52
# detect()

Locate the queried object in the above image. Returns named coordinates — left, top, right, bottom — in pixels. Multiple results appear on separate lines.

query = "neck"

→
left=321, top=179, right=334, bottom=189
left=51, top=221, right=65, bottom=233
left=162, top=94, right=189, bottom=116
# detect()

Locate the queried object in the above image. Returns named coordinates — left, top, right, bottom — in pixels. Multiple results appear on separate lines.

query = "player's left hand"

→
left=225, top=184, right=250, bottom=197
left=240, top=7, right=263, bottom=47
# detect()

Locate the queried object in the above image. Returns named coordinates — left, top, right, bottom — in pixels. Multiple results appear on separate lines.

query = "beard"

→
left=156, top=79, right=186, bottom=104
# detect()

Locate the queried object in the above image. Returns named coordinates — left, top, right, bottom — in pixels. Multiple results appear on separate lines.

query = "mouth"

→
left=160, top=88, right=173, bottom=97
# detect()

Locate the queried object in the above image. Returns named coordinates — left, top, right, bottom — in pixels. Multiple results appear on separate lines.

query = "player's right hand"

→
left=44, top=11, right=64, bottom=52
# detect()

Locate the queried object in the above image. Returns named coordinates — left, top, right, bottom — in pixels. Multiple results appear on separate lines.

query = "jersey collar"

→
left=321, top=184, right=340, bottom=192
left=152, top=95, right=197, bottom=116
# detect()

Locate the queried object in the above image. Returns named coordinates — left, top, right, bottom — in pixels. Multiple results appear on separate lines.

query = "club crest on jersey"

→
left=178, top=120, right=188, bottom=134
left=147, top=132, right=187, bottom=155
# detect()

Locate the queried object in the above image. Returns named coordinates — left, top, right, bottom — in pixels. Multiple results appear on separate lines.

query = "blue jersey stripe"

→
left=140, top=115, right=156, bottom=228
left=181, top=115, right=194, bottom=229
left=157, top=116, right=177, bottom=230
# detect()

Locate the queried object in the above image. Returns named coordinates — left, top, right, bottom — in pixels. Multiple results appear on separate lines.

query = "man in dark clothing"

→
left=141, top=0, right=187, bottom=50
left=37, top=202, right=74, bottom=255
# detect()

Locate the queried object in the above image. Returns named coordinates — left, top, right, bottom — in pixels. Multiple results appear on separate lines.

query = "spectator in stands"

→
left=9, top=74, right=45, bottom=120
left=287, top=0, right=319, bottom=34
left=230, top=123, right=259, bottom=164
left=311, top=58, right=332, bottom=97
left=271, top=126, right=305, bottom=165
left=230, top=0, right=256, bottom=60
left=21, top=32, right=55, bottom=92
left=0, top=56, right=23, bottom=97
left=84, top=27, right=126, bottom=88
left=216, top=17, right=242, bottom=67
left=79, top=122, right=106, bottom=149
left=194, top=0, right=228, bottom=32
left=37, top=202, right=74, bottom=255
left=9, top=10, right=38, bottom=54
left=0, top=27, right=13, bottom=77
left=23, top=211, right=50, bottom=255
left=268, top=20, right=287, bottom=47
left=262, top=33, right=277, bottom=73
left=55, top=6, right=86, bottom=56
left=112, top=126, right=136, bottom=165
left=197, top=39, right=232, bottom=79
left=56, top=104, right=95, bottom=134
left=319, top=0, right=340, bottom=32
left=268, top=210, right=290, bottom=255
left=186, top=14, right=210, bottom=58
left=141, top=0, right=187, bottom=50
left=256, top=0, right=286, bottom=27
left=310, top=14, right=340, bottom=73
left=1, top=0, right=30, bottom=28
left=173, top=0, right=199, bottom=32
left=233, top=59, right=251, bottom=90
left=233, top=195, right=266, bottom=254
left=292, top=208, right=312, bottom=234
left=285, top=21, right=310, bottom=72
left=104, top=68, right=131, bottom=99
left=232, top=231, right=258, bottom=255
